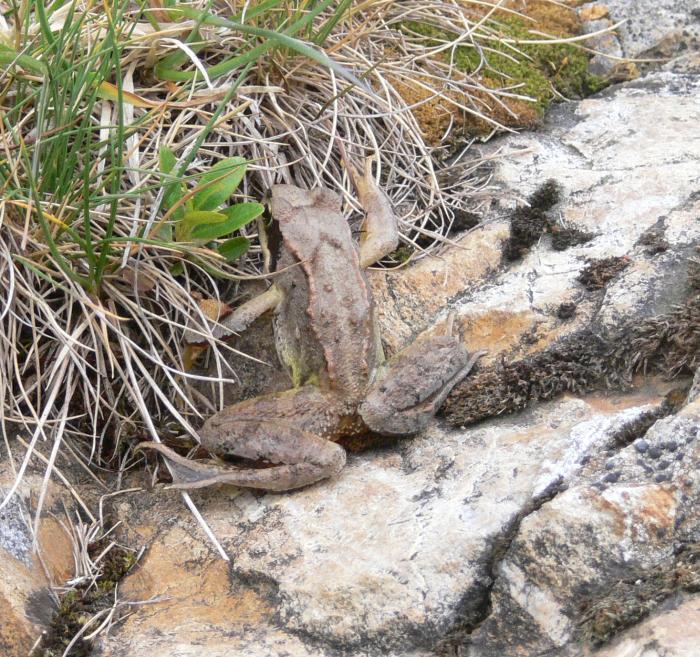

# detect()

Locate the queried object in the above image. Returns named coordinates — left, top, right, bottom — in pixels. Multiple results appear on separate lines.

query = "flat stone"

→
left=580, top=0, right=700, bottom=58
left=100, top=390, right=670, bottom=656
left=0, top=461, right=78, bottom=657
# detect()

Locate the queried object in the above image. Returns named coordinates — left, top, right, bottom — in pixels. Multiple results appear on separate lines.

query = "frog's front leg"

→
left=359, top=335, right=484, bottom=436
left=185, top=285, right=283, bottom=345
left=138, top=386, right=347, bottom=492
left=345, top=158, right=400, bottom=268
left=219, top=285, right=283, bottom=336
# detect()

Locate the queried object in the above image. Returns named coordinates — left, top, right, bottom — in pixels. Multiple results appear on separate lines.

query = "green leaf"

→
left=159, top=146, right=176, bottom=174
left=153, top=222, right=173, bottom=243
left=163, top=181, right=185, bottom=212
left=193, top=157, right=247, bottom=211
left=217, top=236, right=250, bottom=262
left=177, top=210, right=227, bottom=241
left=170, top=261, right=185, bottom=276
left=159, top=147, right=183, bottom=212
left=0, top=45, right=46, bottom=75
left=190, top=202, right=263, bottom=240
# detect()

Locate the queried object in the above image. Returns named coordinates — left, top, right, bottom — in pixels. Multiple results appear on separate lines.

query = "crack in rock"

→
left=436, top=477, right=567, bottom=656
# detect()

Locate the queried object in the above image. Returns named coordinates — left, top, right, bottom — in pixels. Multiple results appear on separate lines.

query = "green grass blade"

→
left=177, top=5, right=366, bottom=89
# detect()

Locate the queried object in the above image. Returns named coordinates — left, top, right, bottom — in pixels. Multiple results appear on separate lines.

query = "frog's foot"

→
left=359, top=335, right=485, bottom=436
left=138, top=422, right=346, bottom=492
left=340, top=150, right=399, bottom=269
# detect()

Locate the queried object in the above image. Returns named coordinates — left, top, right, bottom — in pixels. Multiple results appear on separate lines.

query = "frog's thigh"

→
left=174, top=386, right=346, bottom=491
left=359, top=336, right=480, bottom=436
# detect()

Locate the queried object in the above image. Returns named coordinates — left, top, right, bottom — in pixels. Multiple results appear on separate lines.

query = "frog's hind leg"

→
left=359, top=335, right=484, bottom=436
left=138, top=386, right=347, bottom=492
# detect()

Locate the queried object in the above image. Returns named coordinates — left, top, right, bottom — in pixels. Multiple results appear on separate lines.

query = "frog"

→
left=139, top=160, right=482, bottom=492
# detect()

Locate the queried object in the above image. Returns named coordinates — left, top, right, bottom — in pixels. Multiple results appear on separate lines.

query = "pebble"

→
left=648, top=447, right=663, bottom=459
left=657, top=460, right=670, bottom=470
left=655, top=473, right=670, bottom=483
left=604, top=460, right=615, bottom=470
left=675, top=452, right=685, bottom=461
left=664, top=440, right=678, bottom=452
left=634, top=439, right=649, bottom=453
left=636, top=458, right=654, bottom=473
left=602, top=472, right=621, bottom=484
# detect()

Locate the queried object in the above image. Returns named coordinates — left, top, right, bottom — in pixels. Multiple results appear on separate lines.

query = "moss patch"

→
left=399, top=1, right=605, bottom=139
left=551, top=225, right=594, bottom=251
left=39, top=539, right=137, bottom=657
left=577, top=256, right=630, bottom=290
left=503, top=179, right=562, bottom=260
left=577, top=543, right=700, bottom=647
left=443, top=259, right=700, bottom=426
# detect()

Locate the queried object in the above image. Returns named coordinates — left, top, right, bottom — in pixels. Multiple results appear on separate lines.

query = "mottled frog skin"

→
left=140, top=165, right=481, bottom=491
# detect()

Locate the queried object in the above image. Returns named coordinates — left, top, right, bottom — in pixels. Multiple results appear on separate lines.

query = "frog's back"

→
left=270, top=185, right=377, bottom=401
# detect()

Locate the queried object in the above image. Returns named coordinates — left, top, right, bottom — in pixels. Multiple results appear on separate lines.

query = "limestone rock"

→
left=466, top=396, right=700, bottom=656
left=580, top=0, right=700, bottom=59
left=592, top=595, right=700, bottom=657
left=100, top=388, right=675, bottom=657
left=439, top=71, right=700, bottom=381
left=95, top=50, right=700, bottom=657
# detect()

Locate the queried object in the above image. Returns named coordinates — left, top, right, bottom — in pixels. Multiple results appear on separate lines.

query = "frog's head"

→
left=269, top=185, right=342, bottom=223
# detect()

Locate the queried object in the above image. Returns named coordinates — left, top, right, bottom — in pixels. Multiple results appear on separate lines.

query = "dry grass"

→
left=0, top=0, right=528, bottom=518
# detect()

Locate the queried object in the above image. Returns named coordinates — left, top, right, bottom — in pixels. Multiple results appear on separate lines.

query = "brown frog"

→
left=140, top=162, right=482, bottom=491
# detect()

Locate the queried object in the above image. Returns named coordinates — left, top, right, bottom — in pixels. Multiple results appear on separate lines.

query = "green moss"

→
left=39, top=542, right=137, bottom=657
left=390, top=244, right=415, bottom=263
left=402, top=18, right=605, bottom=116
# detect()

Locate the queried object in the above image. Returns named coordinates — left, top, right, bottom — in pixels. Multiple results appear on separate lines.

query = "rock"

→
left=688, top=368, right=700, bottom=403
left=440, top=71, right=700, bottom=428
left=579, top=4, right=610, bottom=21
left=581, top=17, right=624, bottom=76
left=97, top=58, right=700, bottom=657
left=579, top=0, right=700, bottom=75
left=591, top=595, right=700, bottom=657
left=580, top=0, right=700, bottom=60
left=465, top=396, right=700, bottom=656
left=99, top=387, right=675, bottom=657
left=0, top=460, right=78, bottom=657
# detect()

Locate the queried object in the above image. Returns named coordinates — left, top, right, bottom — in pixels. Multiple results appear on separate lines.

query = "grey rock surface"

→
left=580, top=0, right=700, bottom=59
left=467, top=396, right=700, bottom=656
left=0, top=459, right=78, bottom=657
left=92, top=70, right=700, bottom=657
left=592, top=595, right=700, bottom=657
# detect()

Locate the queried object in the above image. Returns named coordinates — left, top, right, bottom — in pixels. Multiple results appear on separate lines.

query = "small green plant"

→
left=158, top=149, right=264, bottom=265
